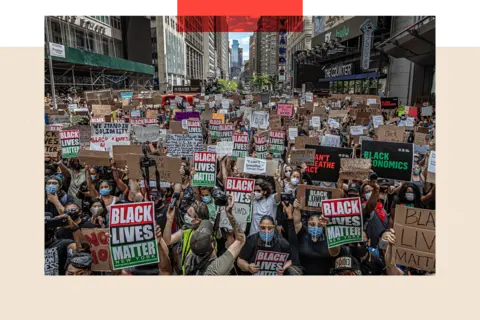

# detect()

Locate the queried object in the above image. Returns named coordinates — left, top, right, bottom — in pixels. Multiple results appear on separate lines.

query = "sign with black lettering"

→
left=192, top=152, right=217, bottom=187
left=221, top=177, right=255, bottom=230
left=254, top=250, right=289, bottom=276
left=361, top=140, right=413, bottom=181
left=304, top=145, right=353, bottom=182
left=297, top=185, right=343, bottom=212
left=322, top=197, right=363, bottom=248
left=232, top=133, right=249, bottom=160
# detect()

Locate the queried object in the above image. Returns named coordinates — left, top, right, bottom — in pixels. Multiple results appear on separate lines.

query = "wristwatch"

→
left=71, top=225, right=81, bottom=232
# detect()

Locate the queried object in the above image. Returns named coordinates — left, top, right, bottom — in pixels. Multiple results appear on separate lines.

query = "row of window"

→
left=88, top=16, right=121, bottom=29
left=329, top=78, right=386, bottom=95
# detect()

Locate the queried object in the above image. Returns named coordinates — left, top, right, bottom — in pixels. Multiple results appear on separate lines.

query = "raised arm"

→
left=84, top=165, right=98, bottom=198
left=112, top=167, right=128, bottom=193
left=155, top=225, right=173, bottom=275
left=273, top=168, right=282, bottom=203
left=162, top=205, right=183, bottom=246
left=292, top=199, right=303, bottom=234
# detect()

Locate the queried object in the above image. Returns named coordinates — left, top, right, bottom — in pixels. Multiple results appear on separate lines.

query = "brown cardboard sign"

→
left=112, top=145, right=143, bottom=167
left=236, top=158, right=279, bottom=177
left=416, top=126, right=429, bottom=134
left=393, top=206, right=435, bottom=272
left=329, top=110, right=348, bottom=119
left=169, top=121, right=187, bottom=134
left=289, top=149, right=316, bottom=166
left=355, top=112, right=371, bottom=125
left=146, top=109, right=159, bottom=119
left=81, top=228, right=111, bottom=272
left=45, top=131, right=60, bottom=158
left=297, top=184, right=343, bottom=212
left=157, top=156, right=182, bottom=184
left=377, top=125, right=405, bottom=143
left=339, top=158, right=372, bottom=181
left=92, top=105, right=112, bottom=118
left=414, top=132, right=427, bottom=146
left=269, top=115, right=282, bottom=130
left=313, top=106, right=326, bottom=115
left=303, top=102, right=314, bottom=112
left=78, top=150, right=111, bottom=166
left=295, top=136, right=318, bottom=149
left=125, top=153, right=155, bottom=180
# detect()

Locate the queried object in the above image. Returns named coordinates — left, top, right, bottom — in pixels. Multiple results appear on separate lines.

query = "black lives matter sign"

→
left=254, top=250, right=289, bottom=276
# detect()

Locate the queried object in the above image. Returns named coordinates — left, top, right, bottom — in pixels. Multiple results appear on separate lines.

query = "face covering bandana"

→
left=307, top=226, right=323, bottom=238
left=254, top=191, right=263, bottom=200
left=364, top=191, right=372, bottom=201
left=65, top=209, right=80, bottom=221
left=405, top=192, right=415, bottom=202
left=90, top=207, right=104, bottom=216
left=184, top=213, right=195, bottom=225
left=202, top=196, right=211, bottom=203
left=46, top=185, right=58, bottom=194
left=290, top=178, right=300, bottom=185
left=99, top=188, right=111, bottom=196
left=259, top=231, right=274, bottom=243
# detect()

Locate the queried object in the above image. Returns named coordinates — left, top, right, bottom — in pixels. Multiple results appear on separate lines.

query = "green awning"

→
left=47, top=46, right=154, bottom=75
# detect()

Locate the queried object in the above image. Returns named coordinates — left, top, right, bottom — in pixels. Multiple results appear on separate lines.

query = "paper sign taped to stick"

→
left=81, top=228, right=111, bottom=272
left=254, top=250, right=289, bottom=276
left=243, top=157, right=267, bottom=175
left=340, top=158, right=372, bottom=181
left=377, top=125, right=405, bottom=143
left=393, top=206, right=435, bottom=272
left=322, top=197, right=363, bottom=248
left=289, top=149, right=315, bottom=166
left=109, top=202, right=159, bottom=270
left=192, top=152, right=217, bottom=187
left=78, top=150, right=111, bottom=166
left=297, top=184, right=342, bottom=212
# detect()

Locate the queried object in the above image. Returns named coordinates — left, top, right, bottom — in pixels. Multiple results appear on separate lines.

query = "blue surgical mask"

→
left=259, top=231, right=274, bottom=242
left=46, top=185, right=58, bottom=194
left=91, top=175, right=96, bottom=181
left=364, top=191, right=372, bottom=201
left=307, top=226, right=323, bottom=238
left=414, top=169, right=421, bottom=175
left=202, top=196, right=211, bottom=203
left=99, top=188, right=111, bottom=196
left=55, top=173, right=63, bottom=180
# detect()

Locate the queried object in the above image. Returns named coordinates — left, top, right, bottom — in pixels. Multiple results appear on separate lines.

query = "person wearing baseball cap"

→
left=331, top=250, right=362, bottom=275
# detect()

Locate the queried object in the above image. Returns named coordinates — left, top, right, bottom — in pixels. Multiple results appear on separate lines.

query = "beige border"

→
left=0, top=47, right=478, bottom=319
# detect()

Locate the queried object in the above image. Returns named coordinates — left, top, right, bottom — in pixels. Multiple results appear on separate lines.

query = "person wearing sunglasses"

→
left=237, top=216, right=292, bottom=275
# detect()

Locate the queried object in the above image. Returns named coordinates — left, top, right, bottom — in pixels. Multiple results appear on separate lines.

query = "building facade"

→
left=181, top=16, right=204, bottom=82
left=238, top=47, right=243, bottom=71
left=150, top=16, right=186, bottom=92
left=286, top=16, right=313, bottom=90
left=215, top=17, right=229, bottom=80
left=249, top=34, right=256, bottom=76
left=256, top=31, right=278, bottom=78
left=202, top=17, right=217, bottom=80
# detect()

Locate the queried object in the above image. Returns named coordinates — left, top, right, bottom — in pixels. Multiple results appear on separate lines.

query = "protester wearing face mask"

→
left=284, top=200, right=340, bottom=275
left=200, top=187, right=217, bottom=224
left=237, top=216, right=292, bottom=275
left=45, top=175, right=73, bottom=216
left=411, top=163, right=425, bottom=196
left=89, top=198, right=108, bottom=228
left=389, top=183, right=430, bottom=229
left=56, top=158, right=85, bottom=207
left=249, top=177, right=282, bottom=236
left=347, top=231, right=385, bottom=275
left=330, top=250, right=362, bottom=275
left=56, top=203, right=95, bottom=240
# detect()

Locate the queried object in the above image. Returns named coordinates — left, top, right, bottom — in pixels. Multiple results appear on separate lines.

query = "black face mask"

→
left=65, top=209, right=80, bottom=221
left=351, top=243, right=368, bottom=258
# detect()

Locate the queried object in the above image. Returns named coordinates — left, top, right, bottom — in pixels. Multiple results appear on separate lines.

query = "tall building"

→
left=45, top=16, right=154, bottom=92
left=203, top=17, right=216, bottom=80
left=256, top=31, right=278, bottom=78
left=286, top=16, right=313, bottom=90
left=150, top=16, right=186, bottom=92
left=179, top=16, right=204, bottom=82
left=249, top=34, right=256, bottom=76
left=215, top=17, right=229, bottom=79
left=238, top=47, right=243, bottom=70
left=230, top=39, right=241, bottom=78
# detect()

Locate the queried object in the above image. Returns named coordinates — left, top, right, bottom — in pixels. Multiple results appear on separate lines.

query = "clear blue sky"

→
left=228, top=32, right=253, bottom=61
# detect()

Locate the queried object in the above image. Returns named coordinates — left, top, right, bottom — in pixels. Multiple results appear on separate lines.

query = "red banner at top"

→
left=177, top=0, right=303, bottom=16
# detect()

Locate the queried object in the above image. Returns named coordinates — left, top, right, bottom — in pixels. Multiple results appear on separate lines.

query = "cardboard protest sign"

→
left=78, top=150, right=111, bottom=166
left=350, top=126, right=365, bottom=136
left=393, top=206, right=435, bottom=272
left=220, top=123, right=234, bottom=141
left=288, top=127, right=298, bottom=142
left=361, top=140, right=413, bottom=181
left=112, top=145, right=142, bottom=167
left=157, top=156, right=182, bottom=186
left=209, top=119, right=222, bottom=140
left=421, top=106, right=433, bottom=117
left=49, top=115, right=71, bottom=124
left=109, top=202, right=159, bottom=270
left=192, top=152, right=217, bottom=187
left=340, top=158, right=372, bottom=181
left=45, top=131, right=60, bottom=158
left=295, top=136, right=318, bottom=149
left=414, top=132, right=427, bottom=146
left=166, top=133, right=203, bottom=158
left=427, top=151, right=436, bottom=183
left=92, top=105, right=112, bottom=118
left=253, top=250, right=289, bottom=275
left=81, top=228, right=111, bottom=272
left=133, top=125, right=160, bottom=143
left=60, top=129, right=81, bottom=159
left=232, top=133, right=249, bottom=160
left=243, top=157, right=267, bottom=175
left=251, top=111, right=269, bottom=129
left=221, top=177, right=255, bottom=230
left=322, top=197, right=363, bottom=248
left=305, top=145, right=353, bottom=182
left=269, top=115, right=282, bottom=130
left=372, top=115, right=384, bottom=129
left=377, top=125, right=405, bottom=143
left=277, top=104, right=293, bottom=117
left=355, top=112, right=371, bottom=126
left=297, top=184, right=343, bottom=212
left=329, top=110, right=348, bottom=119
left=212, top=113, right=225, bottom=124
left=268, top=130, right=285, bottom=155
left=327, top=118, right=340, bottom=129
left=175, top=112, right=200, bottom=121
left=91, top=123, right=131, bottom=152
left=289, top=149, right=315, bottom=166
left=408, top=106, right=418, bottom=118
left=254, top=132, right=268, bottom=159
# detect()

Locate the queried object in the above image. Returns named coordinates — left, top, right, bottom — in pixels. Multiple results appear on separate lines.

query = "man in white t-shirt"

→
left=249, top=179, right=281, bottom=236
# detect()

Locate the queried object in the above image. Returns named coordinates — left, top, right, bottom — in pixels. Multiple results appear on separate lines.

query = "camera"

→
left=45, top=215, right=69, bottom=229
left=368, top=172, right=378, bottom=181
left=280, top=192, right=294, bottom=205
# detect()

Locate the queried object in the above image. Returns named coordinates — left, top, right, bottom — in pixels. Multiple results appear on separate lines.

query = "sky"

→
left=228, top=32, right=253, bottom=62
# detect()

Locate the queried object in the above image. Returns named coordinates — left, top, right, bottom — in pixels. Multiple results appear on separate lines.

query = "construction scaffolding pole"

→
left=45, top=16, right=57, bottom=110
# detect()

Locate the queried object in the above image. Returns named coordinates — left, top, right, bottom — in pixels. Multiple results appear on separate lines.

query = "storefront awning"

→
left=375, top=17, right=435, bottom=66
left=318, top=72, right=381, bottom=82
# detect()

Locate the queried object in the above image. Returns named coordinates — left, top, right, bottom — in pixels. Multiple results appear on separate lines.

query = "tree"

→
left=217, top=79, right=238, bottom=92
left=249, top=74, right=272, bottom=91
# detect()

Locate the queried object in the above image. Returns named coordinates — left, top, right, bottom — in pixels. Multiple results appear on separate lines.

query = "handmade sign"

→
left=268, top=130, right=285, bottom=155
left=269, top=115, right=282, bottom=130
left=327, top=118, right=340, bottom=129
left=372, top=115, right=384, bottom=129
left=45, top=131, right=60, bottom=158
left=187, top=119, right=202, bottom=136
left=393, top=206, right=435, bottom=272
left=277, top=104, right=293, bottom=117
left=350, top=126, right=365, bottom=136
left=216, top=141, right=234, bottom=158
left=311, top=116, right=321, bottom=128
left=355, top=112, right=371, bottom=126
left=192, top=152, right=217, bottom=187
left=60, top=129, right=80, bottom=159
left=253, top=250, right=289, bottom=276
left=232, top=133, right=249, bottom=160
left=81, top=228, right=111, bottom=272
left=304, top=145, right=353, bottom=182
left=427, top=151, right=436, bottom=183
left=321, top=134, right=341, bottom=148
left=297, top=185, right=343, bottom=212
left=289, top=149, right=316, bottom=166
left=322, top=197, right=363, bottom=248
left=414, top=132, right=428, bottom=146
left=329, top=110, right=348, bottom=119
left=408, top=107, right=418, bottom=118
left=91, top=117, right=106, bottom=124
left=254, top=132, right=268, bottom=159
left=251, top=111, right=269, bottom=129
left=133, top=125, right=160, bottom=143
left=421, top=106, right=433, bottom=117
left=212, top=113, right=225, bottom=124
left=78, top=150, right=111, bottom=166
left=157, top=156, right=183, bottom=186
left=361, top=140, right=413, bottom=181
left=109, top=202, right=159, bottom=270
left=243, top=157, right=267, bottom=175
left=221, top=177, right=255, bottom=230
left=175, top=112, right=200, bottom=121
left=209, top=119, right=222, bottom=140
left=288, top=127, right=298, bottom=142
left=166, top=133, right=203, bottom=158
left=220, top=123, right=234, bottom=141
left=377, top=125, right=405, bottom=143
left=91, top=123, right=131, bottom=152
left=49, top=115, right=71, bottom=124
left=339, top=158, right=372, bottom=181
left=92, top=105, right=112, bottom=118
left=295, top=136, right=318, bottom=149
left=112, top=145, right=142, bottom=167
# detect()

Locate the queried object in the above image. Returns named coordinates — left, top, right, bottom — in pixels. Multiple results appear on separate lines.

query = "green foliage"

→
left=217, top=79, right=238, bottom=92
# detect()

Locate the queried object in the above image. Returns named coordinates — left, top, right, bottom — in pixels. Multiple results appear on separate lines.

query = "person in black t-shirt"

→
left=55, top=203, right=96, bottom=240
left=237, top=216, right=292, bottom=275
left=347, top=231, right=386, bottom=275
